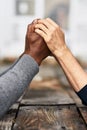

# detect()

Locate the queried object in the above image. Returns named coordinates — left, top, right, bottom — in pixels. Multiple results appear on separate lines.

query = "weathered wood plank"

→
left=13, top=105, right=87, bottom=130
left=0, top=103, right=19, bottom=130
left=21, top=87, right=75, bottom=105
left=0, top=110, right=16, bottom=130
left=78, top=107, right=87, bottom=124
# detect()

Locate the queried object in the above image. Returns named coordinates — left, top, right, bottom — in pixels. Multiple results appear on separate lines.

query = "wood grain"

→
left=21, top=87, right=75, bottom=105
left=13, top=106, right=87, bottom=130
left=0, top=103, right=19, bottom=130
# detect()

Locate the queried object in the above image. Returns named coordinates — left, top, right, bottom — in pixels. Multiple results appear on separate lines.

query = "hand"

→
left=24, top=19, right=51, bottom=65
left=35, top=18, right=68, bottom=58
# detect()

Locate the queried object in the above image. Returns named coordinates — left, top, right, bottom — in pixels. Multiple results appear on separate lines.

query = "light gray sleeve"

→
left=0, top=54, right=39, bottom=118
left=0, top=57, right=20, bottom=77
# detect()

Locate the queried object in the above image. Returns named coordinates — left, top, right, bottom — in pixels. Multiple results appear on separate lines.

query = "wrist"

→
left=53, top=45, right=69, bottom=59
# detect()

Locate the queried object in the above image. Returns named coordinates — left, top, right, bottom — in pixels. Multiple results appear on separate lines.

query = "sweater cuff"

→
left=76, top=85, right=87, bottom=105
left=20, top=54, right=39, bottom=75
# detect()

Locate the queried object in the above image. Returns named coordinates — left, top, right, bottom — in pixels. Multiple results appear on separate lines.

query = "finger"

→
left=30, top=19, right=41, bottom=32
left=32, top=18, right=41, bottom=24
left=32, top=19, right=38, bottom=24
left=35, top=24, right=48, bottom=35
left=37, top=19, right=53, bottom=29
left=27, top=23, right=35, bottom=33
left=46, top=18, right=58, bottom=28
left=35, top=28, right=47, bottom=40
left=37, top=19, right=58, bottom=33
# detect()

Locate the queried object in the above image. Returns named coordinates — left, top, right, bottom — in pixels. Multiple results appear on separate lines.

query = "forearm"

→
left=0, top=53, right=24, bottom=77
left=55, top=47, right=87, bottom=92
left=0, top=57, right=20, bottom=77
left=0, top=54, right=39, bottom=118
left=34, top=17, right=87, bottom=105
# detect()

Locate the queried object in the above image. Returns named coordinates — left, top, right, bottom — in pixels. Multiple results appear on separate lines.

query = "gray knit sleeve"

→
left=0, top=54, right=39, bottom=118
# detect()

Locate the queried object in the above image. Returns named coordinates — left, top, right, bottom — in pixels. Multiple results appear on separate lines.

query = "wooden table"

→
left=0, top=80, right=87, bottom=130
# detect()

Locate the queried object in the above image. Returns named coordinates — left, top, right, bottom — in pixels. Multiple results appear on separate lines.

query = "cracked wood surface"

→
left=0, top=80, right=87, bottom=130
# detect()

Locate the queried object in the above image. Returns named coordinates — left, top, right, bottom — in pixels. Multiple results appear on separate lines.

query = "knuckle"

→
left=51, top=26, right=58, bottom=33
left=46, top=36, right=51, bottom=43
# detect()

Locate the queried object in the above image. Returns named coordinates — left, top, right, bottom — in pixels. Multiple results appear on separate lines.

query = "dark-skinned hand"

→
left=24, top=19, right=51, bottom=65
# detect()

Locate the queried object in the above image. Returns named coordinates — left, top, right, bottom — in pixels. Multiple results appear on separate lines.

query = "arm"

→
left=0, top=57, right=20, bottom=77
left=35, top=18, right=87, bottom=105
left=0, top=54, right=39, bottom=118
left=0, top=20, right=50, bottom=118
left=56, top=48, right=87, bottom=92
